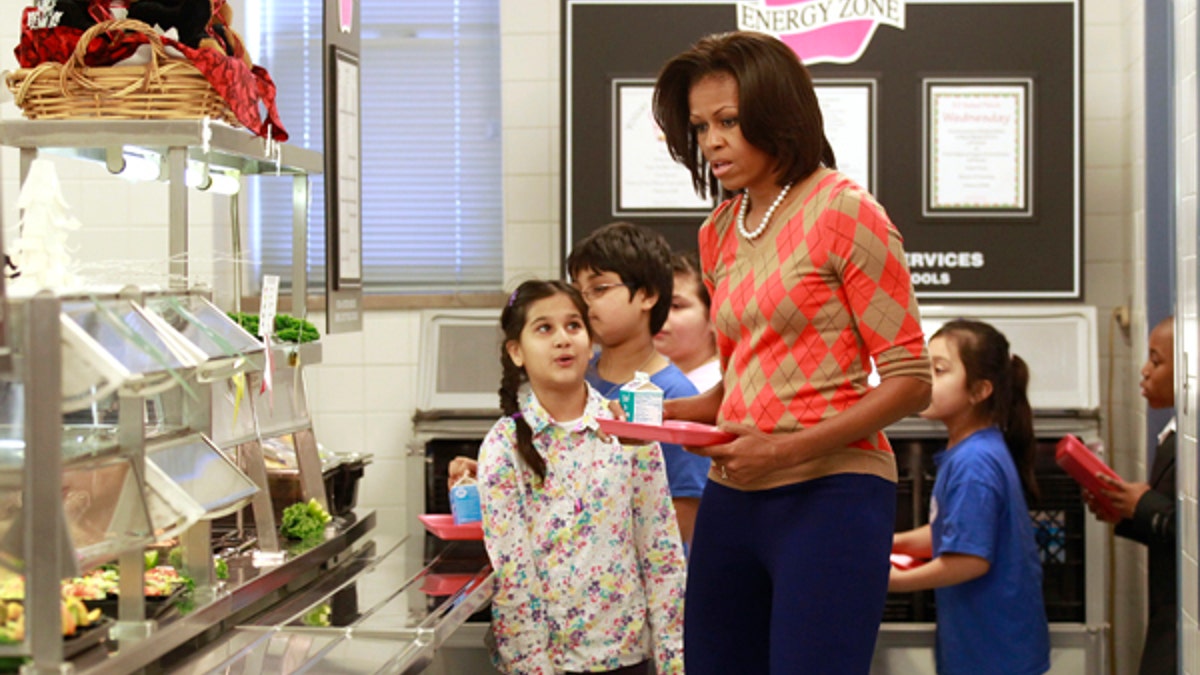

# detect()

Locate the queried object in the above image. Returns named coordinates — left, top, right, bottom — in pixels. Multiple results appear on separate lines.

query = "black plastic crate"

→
left=1032, top=472, right=1087, bottom=622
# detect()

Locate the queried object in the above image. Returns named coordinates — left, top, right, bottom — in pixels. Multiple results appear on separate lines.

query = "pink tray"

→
left=420, top=573, right=477, bottom=596
left=597, top=419, right=736, bottom=447
left=418, top=514, right=483, bottom=541
left=890, top=553, right=928, bottom=571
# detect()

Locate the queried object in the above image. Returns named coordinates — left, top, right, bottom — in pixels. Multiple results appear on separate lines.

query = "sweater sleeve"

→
left=826, top=186, right=930, bottom=384
left=629, top=441, right=687, bottom=674
left=478, top=424, right=557, bottom=675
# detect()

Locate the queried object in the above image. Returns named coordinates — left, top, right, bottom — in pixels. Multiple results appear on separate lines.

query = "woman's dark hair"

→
left=652, top=30, right=837, bottom=199
left=672, top=250, right=710, bottom=314
left=566, top=221, right=674, bottom=334
left=932, top=319, right=1039, bottom=504
left=498, top=279, right=592, bottom=483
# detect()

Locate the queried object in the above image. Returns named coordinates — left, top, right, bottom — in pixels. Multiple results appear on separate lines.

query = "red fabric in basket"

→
left=14, top=18, right=288, bottom=142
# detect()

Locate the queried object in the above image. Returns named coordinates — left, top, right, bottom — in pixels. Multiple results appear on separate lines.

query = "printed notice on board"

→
left=815, top=82, right=873, bottom=192
left=928, top=82, right=1028, bottom=213
left=616, top=82, right=711, bottom=213
left=336, top=51, right=362, bottom=283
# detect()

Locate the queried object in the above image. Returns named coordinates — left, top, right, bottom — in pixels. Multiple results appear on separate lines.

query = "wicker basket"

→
left=6, top=19, right=236, bottom=123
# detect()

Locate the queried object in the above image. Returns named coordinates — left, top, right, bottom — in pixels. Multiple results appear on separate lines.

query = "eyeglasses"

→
left=579, top=282, right=631, bottom=302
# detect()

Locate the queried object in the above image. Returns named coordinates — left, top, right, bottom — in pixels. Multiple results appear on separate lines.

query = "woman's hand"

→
left=686, top=422, right=783, bottom=485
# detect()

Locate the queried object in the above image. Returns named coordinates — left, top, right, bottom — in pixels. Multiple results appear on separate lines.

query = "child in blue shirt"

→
left=890, top=319, right=1049, bottom=675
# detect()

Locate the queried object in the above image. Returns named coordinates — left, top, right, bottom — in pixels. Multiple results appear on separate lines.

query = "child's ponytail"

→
left=1003, top=354, right=1039, bottom=504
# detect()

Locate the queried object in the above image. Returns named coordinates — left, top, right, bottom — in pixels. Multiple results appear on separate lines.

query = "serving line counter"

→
left=66, top=512, right=383, bottom=674
left=164, top=533, right=494, bottom=675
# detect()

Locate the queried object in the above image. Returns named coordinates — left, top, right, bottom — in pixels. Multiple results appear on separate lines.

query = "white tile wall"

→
left=1175, top=0, right=1200, bottom=670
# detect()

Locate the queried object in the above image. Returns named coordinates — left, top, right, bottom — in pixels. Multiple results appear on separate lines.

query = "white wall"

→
left=1093, top=0, right=1151, bottom=670
left=0, top=0, right=1159, bottom=667
left=1173, top=0, right=1200, bottom=670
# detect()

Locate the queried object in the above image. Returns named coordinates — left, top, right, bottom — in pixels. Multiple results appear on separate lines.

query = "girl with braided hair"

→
left=477, top=279, right=686, bottom=675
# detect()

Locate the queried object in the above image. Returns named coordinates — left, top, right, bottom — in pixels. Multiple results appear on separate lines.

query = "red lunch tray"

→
left=597, top=419, right=736, bottom=447
left=889, top=553, right=928, bottom=571
left=418, top=514, right=483, bottom=541
left=1055, top=434, right=1123, bottom=521
left=420, top=573, right=477, bottom=596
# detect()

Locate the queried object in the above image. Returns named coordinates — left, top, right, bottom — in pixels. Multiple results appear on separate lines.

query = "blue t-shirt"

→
left=930, top=426, right=1050, bottom=675
left=586, top=356, right=711, bottom=498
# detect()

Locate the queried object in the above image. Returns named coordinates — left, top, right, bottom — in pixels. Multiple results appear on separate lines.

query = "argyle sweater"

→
left=699, top=168, right=930, bottom=490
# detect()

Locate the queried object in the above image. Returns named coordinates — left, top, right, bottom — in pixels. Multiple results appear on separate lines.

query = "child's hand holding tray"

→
left=1055, top=434, right=1123, bottom=521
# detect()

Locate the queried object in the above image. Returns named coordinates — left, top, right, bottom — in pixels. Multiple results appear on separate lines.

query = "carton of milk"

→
left=450, top=478, right=482, bottom=525
left=619, top=371, right=664, bottom=425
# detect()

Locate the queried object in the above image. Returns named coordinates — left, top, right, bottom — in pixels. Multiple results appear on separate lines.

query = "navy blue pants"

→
left=684, top=474, right=896, bottom=674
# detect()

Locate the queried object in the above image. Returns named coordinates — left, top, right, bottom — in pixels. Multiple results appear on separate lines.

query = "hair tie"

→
left=507, top=289, right=519, bottom=307
left=511, top=412, right=523, bottom=420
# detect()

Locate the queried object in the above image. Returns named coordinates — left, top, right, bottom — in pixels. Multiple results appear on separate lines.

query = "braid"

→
left=499, top=346, right=545, bottom=482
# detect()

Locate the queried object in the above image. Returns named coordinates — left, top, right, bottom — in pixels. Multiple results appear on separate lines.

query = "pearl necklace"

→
left=736, top=182, right=794, bottom=240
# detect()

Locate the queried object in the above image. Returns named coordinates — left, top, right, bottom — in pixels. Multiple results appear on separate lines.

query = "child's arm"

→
left=629, top=442, right=687, bottom=675
left=888, top=553, right=990, bottom=593
left=478, top=430, right=557, bottom=674
left=672, top=497, right=699, bottom=545
left=892, top=524, right=933, bottom=558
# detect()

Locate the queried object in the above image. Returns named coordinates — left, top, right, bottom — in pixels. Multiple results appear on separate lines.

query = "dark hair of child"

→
left=932, top=319, right=1040, bottom=503
left=498, top=279, right=592, bottom=483
left=672, top=250, right=711, bottom=313
left=566, top=221, right=674, bottom=334
left=652, top=30, right=837, bottom=199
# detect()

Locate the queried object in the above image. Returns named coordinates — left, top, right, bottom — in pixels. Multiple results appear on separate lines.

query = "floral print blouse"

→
left=478, top=384, right=686, bottom=674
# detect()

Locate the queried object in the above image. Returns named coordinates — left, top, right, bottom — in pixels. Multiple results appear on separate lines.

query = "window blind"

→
left=246, top=0, right=503, bottom=292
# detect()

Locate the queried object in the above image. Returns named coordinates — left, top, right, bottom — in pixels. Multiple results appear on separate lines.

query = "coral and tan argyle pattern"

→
left=699, top=169, right=930, bottom=487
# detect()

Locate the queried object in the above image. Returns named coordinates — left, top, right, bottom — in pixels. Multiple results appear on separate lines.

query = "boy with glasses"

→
left=567, top=221, right=710, bottom=546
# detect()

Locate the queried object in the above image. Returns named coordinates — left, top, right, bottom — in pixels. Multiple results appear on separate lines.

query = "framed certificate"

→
left=330, top=48, right=362, bottom=287
left=814, top=79, right=876, bottom=192
left=923, top=78, right=1033, bottom=217
left=612, top=79, right=713, bottom=216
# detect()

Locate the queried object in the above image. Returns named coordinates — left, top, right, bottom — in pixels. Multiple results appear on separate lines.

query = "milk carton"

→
left=450, top=477, right=482, bottom=525
left=619, top=371, right=664, bottom=425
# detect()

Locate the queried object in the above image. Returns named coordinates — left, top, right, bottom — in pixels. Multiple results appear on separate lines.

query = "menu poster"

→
left=613, top=80, right=713, bottom=215
left=333, top=49, right=362, bottom=286
left=925, top=80, right=1032, bottom=217
left=814, top=80, right=875, bottom=193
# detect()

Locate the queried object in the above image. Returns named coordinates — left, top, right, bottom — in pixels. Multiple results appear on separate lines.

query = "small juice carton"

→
left=619, top=371, right=664, bottom=425
left=450, top=477, right=482, bottom=525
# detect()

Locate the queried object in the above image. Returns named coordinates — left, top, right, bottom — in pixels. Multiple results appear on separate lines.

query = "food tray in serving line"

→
left=596, top=419, right=736, bottom=447
left=419, top=573, right=478, bottom=597
left=418, top=514, right=483, bottom=541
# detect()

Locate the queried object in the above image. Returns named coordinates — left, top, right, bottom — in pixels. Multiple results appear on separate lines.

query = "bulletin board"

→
left=563, top=0, right=1082, bottom=299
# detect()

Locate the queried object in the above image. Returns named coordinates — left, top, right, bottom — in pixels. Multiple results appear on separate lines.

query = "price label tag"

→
left=259, top=274, right=280, bottom=338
